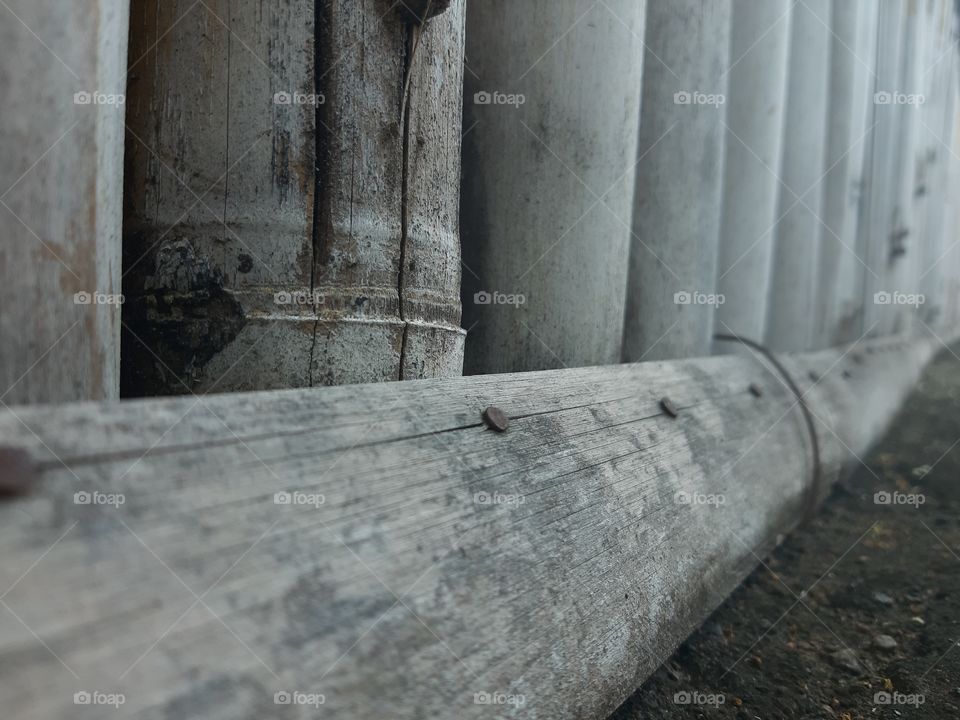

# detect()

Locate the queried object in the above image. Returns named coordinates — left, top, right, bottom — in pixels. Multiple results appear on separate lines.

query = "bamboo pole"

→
left=623, top=0, right=732, bottom=362
left=816, top=0, right=866, bottom=348
left=862, top=0, right=908, bottom=337
left=0, top=0, right=129, bottom=403
left=886, top=0, right=926, bottom=335
left=833, top=0, right=881, bottom=345
left=0, top=333, right=944, bottom=720
left=714, top=0, right=792, bottom=349
left=122, top=0, right=466, bottom=396
left=765, top=0, right=832, bottom=352
left=460, top=0, right=647, bottom=374
left=918, top=0, right=955, bottom=329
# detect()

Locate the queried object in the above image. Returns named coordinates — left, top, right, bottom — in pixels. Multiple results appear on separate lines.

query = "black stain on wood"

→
left=121, top=237, right=246, bottom=397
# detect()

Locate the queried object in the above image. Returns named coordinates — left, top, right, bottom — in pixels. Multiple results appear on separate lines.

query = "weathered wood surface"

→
left=0, top=334, right=938, bottom=719
left=0, top=0, right=129, bottom=403
left=122, top=0, right=465, bottom=396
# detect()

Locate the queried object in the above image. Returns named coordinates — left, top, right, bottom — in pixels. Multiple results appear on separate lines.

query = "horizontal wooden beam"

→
left=0, top=334, right=940, bottom=719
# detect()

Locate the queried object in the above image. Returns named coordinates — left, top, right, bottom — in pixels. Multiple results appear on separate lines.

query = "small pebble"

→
left=874, top=634, right=898, bottom=651
left=829, top=648, right=865, bottom=674
left=872, top=591, right=895, bottom=606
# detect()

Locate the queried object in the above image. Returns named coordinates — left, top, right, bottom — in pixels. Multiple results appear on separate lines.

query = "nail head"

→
left=0, top=446, right=37, bottom=497
left=660, top=397, right=679, bottom=418
left=482, top=406, right=509, bottom=432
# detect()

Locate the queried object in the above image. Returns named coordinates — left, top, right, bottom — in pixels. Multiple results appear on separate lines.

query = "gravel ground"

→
left=610, top=343, right=960, bottom=720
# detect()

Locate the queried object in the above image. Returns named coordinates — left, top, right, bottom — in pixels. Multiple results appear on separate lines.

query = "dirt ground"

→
left=610, top=343, right=960, bottom=720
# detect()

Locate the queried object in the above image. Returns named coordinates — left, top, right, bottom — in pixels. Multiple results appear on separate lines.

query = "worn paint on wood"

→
left=0, top=0, right=129, bottom=403
left=122, top=0, right=465, bottom=396
left=0, top=333, right=938, bottom=719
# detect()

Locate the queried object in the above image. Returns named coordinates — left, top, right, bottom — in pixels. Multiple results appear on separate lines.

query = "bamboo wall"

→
left=1, top=0, right=959, bottom=401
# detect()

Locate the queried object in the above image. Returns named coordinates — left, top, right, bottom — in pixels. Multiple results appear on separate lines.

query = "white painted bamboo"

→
left=940, top=25, right=959, bottom=328
left=460, top=0, right=646, bottom=374
left=816, top=0, right=865, bottom=348
left=0, top=0, right=129, bottom=403
left=918, top=0, right=955, bottom=329
left=122, top=0, right=466, bottom=396
left=623, top=0, right=732, bottom=362
left=886, top=1, right=926, bottom=335
left=861, top=0, right=907, bottom=337
left=942, top=52, right=960, bottom=329
left=833, top=0, right=881, bottom=345
left=0, top=333, right=941, bottom=720
left=765, top=0, right=832, bottom=352
left=714, top=0, right=792, bottom=348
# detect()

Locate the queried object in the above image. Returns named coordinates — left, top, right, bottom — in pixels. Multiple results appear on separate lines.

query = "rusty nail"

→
left=749, top=383, right=763, bottom=398
left=0, top=446, right=38, bottom=497
left=482, top=406, right=509, bottom=433
left=660, top=397, right=679, bottom=418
